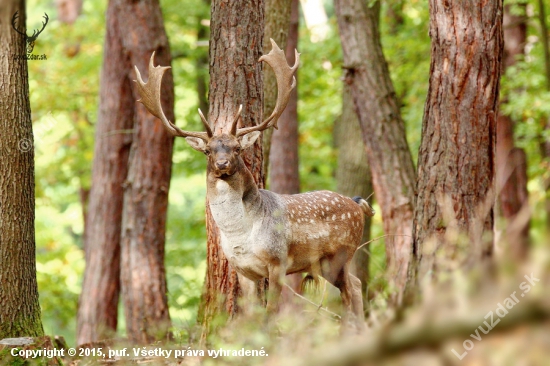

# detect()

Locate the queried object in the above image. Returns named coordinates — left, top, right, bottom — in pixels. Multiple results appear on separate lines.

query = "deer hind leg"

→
left=336, top=268, right=365, bottom=333
left=349, top=274, right=365, bottom=326
left=321, top=258, right=364, bottom=333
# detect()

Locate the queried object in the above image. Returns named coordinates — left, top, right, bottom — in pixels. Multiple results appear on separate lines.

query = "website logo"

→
left=11, top=11, right=49, bottom=55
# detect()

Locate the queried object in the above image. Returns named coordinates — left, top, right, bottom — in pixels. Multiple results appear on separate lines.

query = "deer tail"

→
left=352, top=196, right=375, bottom=217
left=299, top=273, right=319, bottom=295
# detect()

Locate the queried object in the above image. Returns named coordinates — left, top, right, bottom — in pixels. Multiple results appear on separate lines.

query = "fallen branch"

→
left=295, top=298, right=550, bottom=366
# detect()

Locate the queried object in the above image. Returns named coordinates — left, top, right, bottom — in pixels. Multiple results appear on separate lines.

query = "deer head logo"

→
left=11, top=11, right=49, bottom=54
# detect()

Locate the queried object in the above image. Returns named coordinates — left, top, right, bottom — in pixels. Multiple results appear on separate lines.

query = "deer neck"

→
left=206, top=158, right=261, bottom=236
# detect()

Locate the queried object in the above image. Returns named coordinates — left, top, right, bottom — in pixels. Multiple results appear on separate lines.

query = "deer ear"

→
left=239, top=131, right=261, bottom=150
left=185, top=137, right=207, bottom=152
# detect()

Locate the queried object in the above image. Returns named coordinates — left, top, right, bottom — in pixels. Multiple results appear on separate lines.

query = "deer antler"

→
left=134, top=52, right=213, bottom=140
left=11, top=11, right=28, bottom=37
left=28, top=13, right=49, bottom=42
left=235, top=38, right=299, bottom=137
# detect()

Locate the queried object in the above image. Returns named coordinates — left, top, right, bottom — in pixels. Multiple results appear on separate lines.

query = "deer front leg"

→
left=266, top=262, right=283, bottom=314
left=237, top=272, right=257, bottom=316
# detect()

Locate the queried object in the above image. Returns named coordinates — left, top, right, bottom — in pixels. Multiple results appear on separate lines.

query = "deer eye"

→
left=235, top=146, right=242, bottom=154
left=204, top=149, right=211, bottom=156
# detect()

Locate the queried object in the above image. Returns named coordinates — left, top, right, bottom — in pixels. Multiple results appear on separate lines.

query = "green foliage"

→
left=499, top=0, right=550, bottom=239
left=380, top=0, right=430, bottom=164
left=296, top=18, right=343, bottom=192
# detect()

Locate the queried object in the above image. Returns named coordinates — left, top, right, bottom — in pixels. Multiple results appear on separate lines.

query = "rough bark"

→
left=334, top=85, right=373, bottom=302
left=77, top=0, right=134, bottom=345
left=199, top=0, right=265, bottom=337
left=269, top=0, right=302, bottom=299
left=117, top=0, right=174, bottom=344
left=496, top=3, right=529, bottom=259
left=334, top=0, right=416, bottom=302
left=0, top=0, right=44, bottom=339
left=411, top=1, right=503, bottom=282
left=262, top=0, right=292, bottom=181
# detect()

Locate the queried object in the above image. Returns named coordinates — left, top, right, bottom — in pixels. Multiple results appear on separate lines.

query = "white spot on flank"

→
left=310, top=219, right=314, bottom=223
left=347, top=212, right=351, bottom=219
left=322, top=198, right=327, bottom=202
left=332, top=215, right=336, bottom=221
left=341, top=214, right=346, bottom=220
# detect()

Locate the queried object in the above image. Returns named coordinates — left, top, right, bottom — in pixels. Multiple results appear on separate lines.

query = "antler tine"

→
left=33, top=13, right=49, bottom=39
left=230, top=105, right=243, bottom=135
left=11, top=11, right=27, bottom=37
left=134, top=52, right=210, bottom=140
left=236, top=39, right=300, bottom=137
left=197, top=109, right=214, bottom=137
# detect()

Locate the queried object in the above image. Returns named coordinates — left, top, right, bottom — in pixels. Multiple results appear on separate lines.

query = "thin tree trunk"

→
left=77, top=0, right=134, bottom=344
left=410, top=1, right=503, bottom=283
left=334, top=0, right=416, bottom=303
left=262, top=0, right=292, bottom=181
left=269, top=0, right=302, bottom=300
left=496, top=4, right=529, bottom=259
left=196, top=0, right=210, bottom=116
left=117, top=0, right=174, bottom=344
left=386, top=0, right=404, bottom=35
left=335, top=85, right=373, bottom=304
left=0, top=0, right=44, bottom=338
left=199, top=0, right=265, bottom=339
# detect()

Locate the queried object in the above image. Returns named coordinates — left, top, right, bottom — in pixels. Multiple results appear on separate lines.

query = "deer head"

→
left=133, top=39, right=299, bottom=174
left=11, top=11, right=49, bottom=54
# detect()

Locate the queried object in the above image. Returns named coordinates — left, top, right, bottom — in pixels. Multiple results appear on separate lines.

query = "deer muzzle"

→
left=215, top=159, right=229, bottom=170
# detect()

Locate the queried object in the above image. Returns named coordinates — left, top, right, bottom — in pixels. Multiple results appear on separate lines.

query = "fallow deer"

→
left=134, top=39, right=375, bottom=329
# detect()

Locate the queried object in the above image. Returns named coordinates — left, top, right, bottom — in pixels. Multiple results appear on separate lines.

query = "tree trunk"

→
left=196, top=0, right=210, bottom=115
left=334, top=85, right=373, bottom=303
left=0, top=0, right=44, bottom=339
left=117, top=0, right=174, bottom=344
left=334, top=0, right=416, bottom=303
left=199, top=0, right=265, bottom=338
left=386, top=0, right=405, bottom=35
left=55, top=0, right=82, bottom=24
left=410, top=1, right=503, bottom=283
left=262, top=0, right=292, bottom=181
left=496, top=3, right=529, bottom=260
left=77, top=0, right=134, bottom=345
left=269, top=0, right=302, bottom=300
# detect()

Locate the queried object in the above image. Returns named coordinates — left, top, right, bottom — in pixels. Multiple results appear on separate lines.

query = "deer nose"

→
left=216, top=160, right=229, bottom=169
